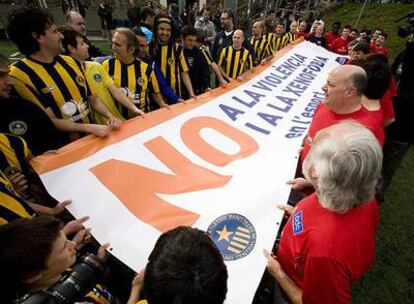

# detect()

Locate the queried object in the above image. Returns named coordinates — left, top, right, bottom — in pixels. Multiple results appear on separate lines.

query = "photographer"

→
left=0, top=216, right=112, bottom=304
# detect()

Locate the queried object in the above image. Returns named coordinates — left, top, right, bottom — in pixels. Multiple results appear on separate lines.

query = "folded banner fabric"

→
left=32, top=41, right=345, bottom=303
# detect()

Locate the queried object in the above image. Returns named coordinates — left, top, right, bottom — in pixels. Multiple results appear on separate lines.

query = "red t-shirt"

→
left=380, top=76, right=396, bottom=122
left=301, top=104, right=384, bottom=162
left=331, top=36, right=349, bottom=55
left=276, top=193, right=379, bottom=304
left=297, top=32, right=308, bottom=38
left=325, top=32, right=340, bottom=50
left=370, top=41, right=389, bottom=57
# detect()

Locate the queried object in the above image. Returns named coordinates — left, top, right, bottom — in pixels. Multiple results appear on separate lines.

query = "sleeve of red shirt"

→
left=381, top=76, right=396, bottom=121
left=301, top=255, right=351, bottom=304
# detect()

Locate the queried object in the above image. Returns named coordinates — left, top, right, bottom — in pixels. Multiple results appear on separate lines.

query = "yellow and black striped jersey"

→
left=218, top=46, right=253, bottom=80
left=272, top=34, right=288, bottom=51
left=103, top=58, right=160, bottom=116
left=249, top=36, right=273, bottom=65
left=10, top=55, right=92, bottom=124
left=149, top=41, right=189, bottom=98
left=284, top=32, right=299, bottom=44
left=199, top=45, right=214, bottom=66
left=0, top=133, right=31, bottom=178
left=0, top=170, right=34, bottom=225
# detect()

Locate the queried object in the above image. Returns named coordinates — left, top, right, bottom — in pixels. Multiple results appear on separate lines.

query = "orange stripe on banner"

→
left=31, top=39, right=304, bottom=175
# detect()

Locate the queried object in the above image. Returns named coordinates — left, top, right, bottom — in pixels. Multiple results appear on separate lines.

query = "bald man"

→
left=249, top=20, right=272, bottom=66
left=66, top=10, right=106, bottom=59
left=300, top=64, right=385, bottom=163
left=218, top=29, right=253, bottom=81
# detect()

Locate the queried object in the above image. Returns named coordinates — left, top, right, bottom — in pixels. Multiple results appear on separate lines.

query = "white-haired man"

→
left=265, top=121, right=382, bottom=303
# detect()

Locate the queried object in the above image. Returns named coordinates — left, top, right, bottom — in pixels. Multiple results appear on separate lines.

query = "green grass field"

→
left=0, top=3, right=413, bottom=302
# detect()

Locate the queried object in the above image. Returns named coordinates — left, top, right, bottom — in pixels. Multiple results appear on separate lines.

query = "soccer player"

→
left=284, top=21, right=299, bottom=44
left=181, top=26, right=211, bottom=98
left=148, top=14, right=196, bottom=100
left=331, top=25, right=352, bottom=55
left=195, top=29, right=229, bottom=87
left=249, top=20, right=273, bottom=66
left=271, top=22, right=288, bottom=52
left=370, top=31, right=389, bottom=57
left=7, top=8, right=119, bottom=142
left=104, top=28, right=166, bottom=116
left=307, top=24, right=327, bottom=48
left=218, top=29, right=253, bottom=81
left=325, top=21, right=341, bottom=50
left=60, top=27, right=144, bottom=123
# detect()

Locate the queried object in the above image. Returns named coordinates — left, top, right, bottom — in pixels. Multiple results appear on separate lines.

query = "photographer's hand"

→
left=72, top=228, right=92, bottom=250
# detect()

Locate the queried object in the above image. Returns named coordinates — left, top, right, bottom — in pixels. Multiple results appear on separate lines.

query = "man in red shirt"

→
left=297, top=21, right=308, bottom=38
left=331, top=25, right=352, bottom=55
left=325, top=21, right=341, bottom=50
left=265, top=121, right=382, bottom=304
left=370, top=31, right=389, bottom=57
left=300, top=64, right=384, bottom=164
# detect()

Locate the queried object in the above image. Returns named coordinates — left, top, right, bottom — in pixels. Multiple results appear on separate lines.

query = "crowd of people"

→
left=0, top=2, right=413, bottom=304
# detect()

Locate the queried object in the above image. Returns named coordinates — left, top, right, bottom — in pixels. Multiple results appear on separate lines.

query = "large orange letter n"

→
left=91, top=117, right=258, bottom=232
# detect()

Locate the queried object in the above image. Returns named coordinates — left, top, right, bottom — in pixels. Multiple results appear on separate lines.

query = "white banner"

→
left=32, top=41, right=345, bottom=303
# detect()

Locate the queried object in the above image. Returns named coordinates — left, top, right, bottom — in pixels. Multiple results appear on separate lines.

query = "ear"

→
left=68, top=44, right=77, bottom=55
left=127, top=46, right=136, bottom=56
left=32, top=32, right=42, bottom=43
left=22, top=273, right=42, bottom=285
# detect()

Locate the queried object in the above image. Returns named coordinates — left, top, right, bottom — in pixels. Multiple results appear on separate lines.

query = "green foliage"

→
left=323, top=3, right=414, bottom=61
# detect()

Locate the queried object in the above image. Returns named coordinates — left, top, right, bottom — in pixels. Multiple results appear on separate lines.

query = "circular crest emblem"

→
left=240, top=58, right=245, bottom=64
left=93, top=73, right=102, bottom=82
left=207, top=213, right=256, bottom=261
left=8, top=120, right=27, bottom=136
left=137, top=77, right=145, bottom=87
left=61, top=101, right=78, bottom=116
left=167, top=58, right=174, bottom=65
left=76, top=75, right=86, bottom=86
left=4, top=166, right=20, bottom=178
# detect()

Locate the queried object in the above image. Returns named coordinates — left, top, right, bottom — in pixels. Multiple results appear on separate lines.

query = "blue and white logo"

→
left=335, top=57, right=348, bottom=65
left=292, top=210, right=304, bottom=235
left=207, top=213, right=256, bottom=261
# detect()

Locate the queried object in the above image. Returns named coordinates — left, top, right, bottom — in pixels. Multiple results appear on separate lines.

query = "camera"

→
left=21, top=254, right=106, bottom=304
left=396, top=11, right=414, bottom=38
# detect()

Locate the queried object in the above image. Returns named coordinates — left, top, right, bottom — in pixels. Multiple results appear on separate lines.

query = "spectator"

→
left=127, top=0, right=140, bottom=28
left=266, top=120, right=382, bottom=303
left=148, top=14, right=196, bottom=100
left=265, top=9, right=277, bottom=34
left=249, top=20, right=272, bottom=66
left=307, top=24, right=326, bottom=48
left=218, top=29, right=253, bottom=81
left=0, top=53, right=68, bottom=155
left=104, top=28, right=166, bottom=115
left=325, top=21, right=341, bottom=50
left=127, top=226, right=228, bottom=304
left=211, top=9, right=255, bottom=62
left=169, top=3, right=182, bottom=41
left=194, top=7, right=216, bottom=48
left=370, top=28, right=382, bottom=43
left=7, top=8, right=119, bottom=141
left=139, top=7, right=155, bottom=42
left=97, top=0, right=113, bottom=42
left=358, top=28, right=370, bottom=42
left=60, top=27, right=144, bottom=121
left=348, top=40, right=370, bottom=62
left=66, top=10, right=106, bottom=59
left=331, top=25, right=352, bottom=55
left=180, top=26, right=211, bottom=98
left=188, top=2, right=199, bottom=26
left=370, top=31, right=388, bottom=57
